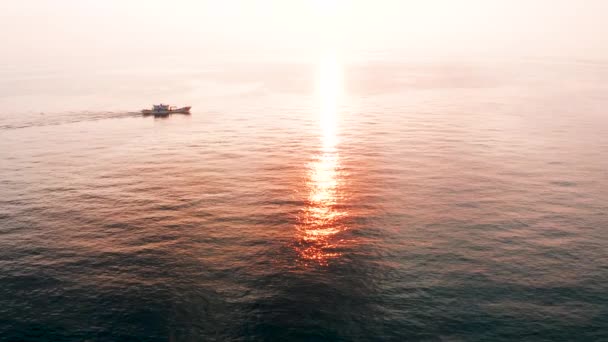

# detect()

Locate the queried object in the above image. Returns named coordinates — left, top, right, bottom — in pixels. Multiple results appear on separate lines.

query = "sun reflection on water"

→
left=295, top=52, right=347, bottom=265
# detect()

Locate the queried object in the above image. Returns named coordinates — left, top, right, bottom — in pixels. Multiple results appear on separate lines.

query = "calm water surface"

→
left=1, top=57, right=607, bottom=341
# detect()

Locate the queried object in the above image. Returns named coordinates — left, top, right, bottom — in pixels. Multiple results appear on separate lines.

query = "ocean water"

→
left=1, top=57, right=607, bottom=341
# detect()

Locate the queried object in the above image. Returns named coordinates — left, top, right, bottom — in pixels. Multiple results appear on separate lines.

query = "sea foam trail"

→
left=0, top=111, right=141, bottom=130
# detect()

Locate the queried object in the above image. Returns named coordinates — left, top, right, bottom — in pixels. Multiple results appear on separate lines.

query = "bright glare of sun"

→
left=314, top=0, right=340, bottom=16
left=317, top=51, right=343, bottom=149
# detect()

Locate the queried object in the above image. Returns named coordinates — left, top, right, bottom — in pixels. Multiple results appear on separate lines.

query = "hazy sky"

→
left=1, top=0, right=607, bottom=66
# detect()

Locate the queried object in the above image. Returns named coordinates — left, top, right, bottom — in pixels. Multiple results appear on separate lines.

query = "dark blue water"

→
left=1, top=59, right=607, bottom=341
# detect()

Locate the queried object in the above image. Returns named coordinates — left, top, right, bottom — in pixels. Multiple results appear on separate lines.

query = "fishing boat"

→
left=141, top=104, right=191, bottom=116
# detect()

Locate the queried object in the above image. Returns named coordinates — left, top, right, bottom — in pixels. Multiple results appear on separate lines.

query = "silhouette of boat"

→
left=142, top=104, right=191, bottom=116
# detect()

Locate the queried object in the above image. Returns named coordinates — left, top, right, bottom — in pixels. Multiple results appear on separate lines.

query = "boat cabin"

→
left=153, top=104, right=176, bottom=112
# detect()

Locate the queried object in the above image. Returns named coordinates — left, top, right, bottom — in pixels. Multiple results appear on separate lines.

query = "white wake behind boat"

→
left=142, top=104, right=191, bottom=116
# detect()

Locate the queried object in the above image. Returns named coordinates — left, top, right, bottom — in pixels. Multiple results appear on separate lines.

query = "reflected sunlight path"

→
left=295, top=52, right=348, bottom=266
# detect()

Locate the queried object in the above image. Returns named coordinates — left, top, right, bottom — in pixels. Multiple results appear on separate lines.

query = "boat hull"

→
left=142, top=106, right=191, bottom=116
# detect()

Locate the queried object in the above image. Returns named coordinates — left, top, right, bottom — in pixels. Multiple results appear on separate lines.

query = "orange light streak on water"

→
left=295, top=52, right=347, bottom=265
